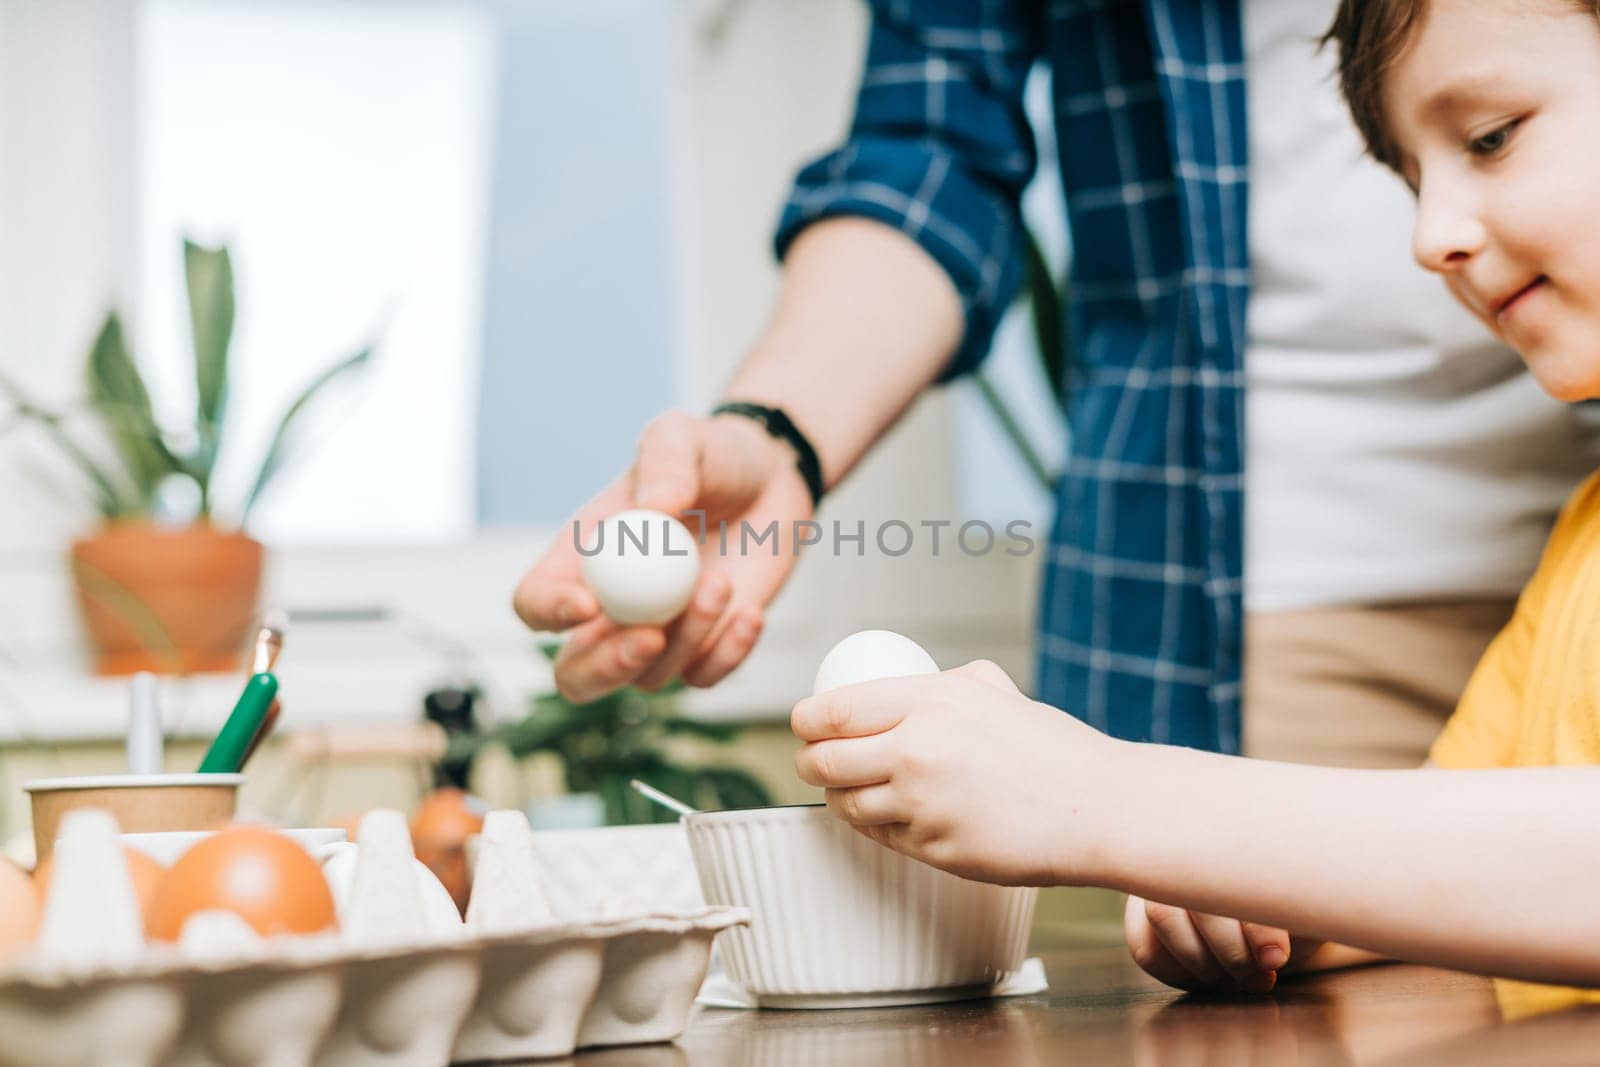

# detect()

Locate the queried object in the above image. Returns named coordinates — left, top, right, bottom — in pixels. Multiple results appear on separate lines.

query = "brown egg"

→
left=147, top=827, right=338, bottom=942
left=410, top=788, right=484, bottom=915
left=34, top=846, right=166, bottom=934
left=0, top=859, right=38, bottom=955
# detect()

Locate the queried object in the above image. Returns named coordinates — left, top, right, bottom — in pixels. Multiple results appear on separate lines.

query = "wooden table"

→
left=568, top=931, right=1600, bottom=1066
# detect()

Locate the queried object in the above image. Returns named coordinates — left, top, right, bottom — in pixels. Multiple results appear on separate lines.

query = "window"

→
left=137, top=0, right=494, bottom=543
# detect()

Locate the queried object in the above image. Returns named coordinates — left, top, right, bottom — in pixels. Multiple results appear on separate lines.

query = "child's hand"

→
left=1124, top=894, right=1294, bottom=995
left=790, top=660, right=1110, bottom=886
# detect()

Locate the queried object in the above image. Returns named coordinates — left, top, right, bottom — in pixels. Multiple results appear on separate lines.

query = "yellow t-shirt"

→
left=1431, top=467, right=1600, bottom=1017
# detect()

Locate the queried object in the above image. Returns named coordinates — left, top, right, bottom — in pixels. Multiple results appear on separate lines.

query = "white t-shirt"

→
left=1242, top=0, right=1600, bottom=612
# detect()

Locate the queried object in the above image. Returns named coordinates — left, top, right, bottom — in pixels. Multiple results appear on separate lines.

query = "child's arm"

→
left=1095, top=743, right=1600, bottom=986
left=1122, top=760, right=1449, bottom=993
left=792, top=664, right=1600, bottom=989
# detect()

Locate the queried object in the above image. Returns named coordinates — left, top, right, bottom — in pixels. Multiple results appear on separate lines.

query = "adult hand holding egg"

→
left=513, top=409, right=815, bottom=703
left=794, top=633, right=1112, bottom=888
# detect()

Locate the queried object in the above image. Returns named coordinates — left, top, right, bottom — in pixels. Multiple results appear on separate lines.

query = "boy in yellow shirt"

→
left=789, top=0, right=1600, bottom=1003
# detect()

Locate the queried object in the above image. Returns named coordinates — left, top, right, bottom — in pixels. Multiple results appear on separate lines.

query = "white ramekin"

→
left=683, top=804, right=1037, bottom=1008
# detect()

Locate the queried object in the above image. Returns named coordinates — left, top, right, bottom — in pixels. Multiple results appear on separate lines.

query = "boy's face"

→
left=1386, top=0, right=1600, bottom=401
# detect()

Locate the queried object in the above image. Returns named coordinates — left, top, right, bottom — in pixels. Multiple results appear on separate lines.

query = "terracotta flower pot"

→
left=70, top=523, right=264, bottom=676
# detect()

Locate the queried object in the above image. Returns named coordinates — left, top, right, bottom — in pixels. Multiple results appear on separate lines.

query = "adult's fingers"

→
left=631, top=411, right=704, bottom=515
left=796, top=732, right=898, bottom=789
left=551, top=616, right=667, bottom=705
left=512, top=480, right=632, bottom=632
left=790, top=680, right=914, bottom=742
left=680, top=605, right=764, bottom=688
left=824, top=784, right=904, bottom=826
left=633, top=570, right=733, bottom=691
left=513, top=568, right=599, bottom=635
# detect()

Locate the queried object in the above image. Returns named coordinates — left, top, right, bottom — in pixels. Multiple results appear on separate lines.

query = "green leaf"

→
left=184, top=239, right=235, bottom=481
left=86, top=313, right=176, bottom=511
left=492, top=698, right=582, bottom=758
left=692, top=765, right=774, bottom=810
left=657, top=716, right=739, bottom=744
left=1022, top=227, right=1066, bottom=413
left=0, top=367, right=135, bottom=517
left=240, top=345, right=372, bottom=522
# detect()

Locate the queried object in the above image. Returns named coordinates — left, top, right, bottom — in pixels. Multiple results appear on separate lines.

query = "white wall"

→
left=0, top=1, right=140, bottom=553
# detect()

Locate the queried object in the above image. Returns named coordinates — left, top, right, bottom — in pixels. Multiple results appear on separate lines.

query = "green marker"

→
left=198, top=673, right=279, bottom=773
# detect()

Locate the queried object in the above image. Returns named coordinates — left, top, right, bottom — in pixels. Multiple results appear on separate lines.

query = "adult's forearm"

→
left=722, top=217, right=964, bottom=492
left=1087, top=743, right=1600, bottom=986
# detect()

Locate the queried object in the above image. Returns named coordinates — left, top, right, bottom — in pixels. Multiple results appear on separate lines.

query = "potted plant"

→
left=445, top=644, right=774, bottom=826
left=0, top=239, right=372, bottom=675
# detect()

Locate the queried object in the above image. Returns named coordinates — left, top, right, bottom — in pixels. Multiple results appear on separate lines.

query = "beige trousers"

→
left=1243, top=598, right=1517, bottom=769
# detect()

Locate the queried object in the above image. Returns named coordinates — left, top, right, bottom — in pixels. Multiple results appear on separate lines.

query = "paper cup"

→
left=25, top=773, right=243, bottom=861
left=684, top=804, right=1037, bottom=1008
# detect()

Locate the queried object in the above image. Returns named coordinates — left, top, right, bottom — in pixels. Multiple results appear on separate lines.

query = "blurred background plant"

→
left=0, top=237, right=376, bottom=674
left=0, top=238, right=372, bottom=527
left=974, top=228, right=1068, bottom=493
left=447, top=643, right=774, bottom=825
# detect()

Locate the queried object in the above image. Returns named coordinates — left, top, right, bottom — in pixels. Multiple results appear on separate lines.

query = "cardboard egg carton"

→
left=0, top=808, right=747, bottom=1066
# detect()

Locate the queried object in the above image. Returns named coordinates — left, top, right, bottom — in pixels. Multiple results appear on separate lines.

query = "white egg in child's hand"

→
left=581, top=508, right=702, bottom=626
left=813, top=629, right=940, bottom=695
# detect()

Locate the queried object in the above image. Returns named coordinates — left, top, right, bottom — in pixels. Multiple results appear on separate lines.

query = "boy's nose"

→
left=1412, top=194, right=1487, bottom=274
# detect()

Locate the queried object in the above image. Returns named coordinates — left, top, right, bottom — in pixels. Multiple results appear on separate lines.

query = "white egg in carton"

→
left=0, top=808, right=748, bottom=1066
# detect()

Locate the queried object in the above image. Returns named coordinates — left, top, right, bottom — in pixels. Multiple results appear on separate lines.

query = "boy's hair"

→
left=1323, top=0, right=1426, bottom=173
left=1325, top=0, right=1600, bottom=174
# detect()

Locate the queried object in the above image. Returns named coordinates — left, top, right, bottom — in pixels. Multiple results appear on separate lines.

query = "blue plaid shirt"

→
left=777, top=1, right=1249, bottom=752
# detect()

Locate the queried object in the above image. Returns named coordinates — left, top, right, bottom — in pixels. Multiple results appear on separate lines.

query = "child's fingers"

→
left=1191, top=912, right=1273, bottom=988
left=790, top=686, right=909, bottom=742
left=795, top=735, right=896, bottom=789
left=1141, top=900, right=1229, bottom=988
left=1240, top=922, right=1292, bottom=972
left=1125, top=896, right=1217, bottom=991
left=850, top=820, right=915, bottom=857
left=824, top=784, right=904, bottom=825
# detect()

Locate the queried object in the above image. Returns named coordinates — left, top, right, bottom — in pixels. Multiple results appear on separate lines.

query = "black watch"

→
left=711, top=401, right=826, bottom=508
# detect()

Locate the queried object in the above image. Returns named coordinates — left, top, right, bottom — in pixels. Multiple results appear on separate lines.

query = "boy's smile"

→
left=1494, top=276, right=1547, bottom=326
left=1384, top=0, right=1600, bottom=402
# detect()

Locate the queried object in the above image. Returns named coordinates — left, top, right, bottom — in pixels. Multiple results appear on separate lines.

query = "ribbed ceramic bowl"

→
left=683, top=804, right=1037, bottom=1008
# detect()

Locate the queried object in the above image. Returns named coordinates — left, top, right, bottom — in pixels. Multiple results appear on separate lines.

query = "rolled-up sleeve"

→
left=775, top=2, right=1041, bottom=380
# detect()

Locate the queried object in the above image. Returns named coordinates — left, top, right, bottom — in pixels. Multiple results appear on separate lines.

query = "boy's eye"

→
left=1468, top=119, right=1522, bottom=157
